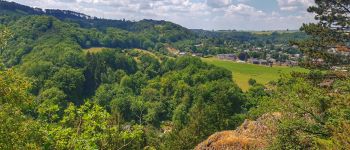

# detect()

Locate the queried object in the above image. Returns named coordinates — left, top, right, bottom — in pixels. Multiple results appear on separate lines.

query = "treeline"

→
left=0, top=15, right=193, bottom=67
left=173, top=30, right=307, bottom=55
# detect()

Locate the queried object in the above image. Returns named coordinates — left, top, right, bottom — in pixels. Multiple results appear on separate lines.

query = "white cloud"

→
left=225, top=3, right=266, bottom=17
left=277, top=0, right=314, bottom=11
left=9, top=0, right=315, bottom=30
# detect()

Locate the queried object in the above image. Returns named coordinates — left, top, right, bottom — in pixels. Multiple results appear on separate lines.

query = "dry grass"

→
left=195, top=113, right=281, bottom=150
left=167, top=47, right=180, bottom=55
left=83, top=47, right=109, bottom=54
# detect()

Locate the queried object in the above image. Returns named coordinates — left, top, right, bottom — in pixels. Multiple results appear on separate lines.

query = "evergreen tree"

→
left=296, top=0, right=350, bottom=68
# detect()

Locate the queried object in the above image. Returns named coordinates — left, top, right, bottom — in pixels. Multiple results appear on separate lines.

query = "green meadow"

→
left=202, top=58, right=309, bottom=91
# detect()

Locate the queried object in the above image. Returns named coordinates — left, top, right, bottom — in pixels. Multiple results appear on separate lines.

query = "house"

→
left=290, top=61, right=298, bottom=66
left=250, top=58, right=260, bottom=64
left=331, top=66, right=348, bottom=72
left=268, top=58, right=277, bottom=64
left=328, top=47, right=337, bottom=53
left=328, top=45, right=350, bottom=56
left=259, top=59, right=268, bottom=65
left=217, top=54, right=238, bottom=61
left=286, top=60, right=298, bottom=67
left=336, top=45, right=350, bottom=52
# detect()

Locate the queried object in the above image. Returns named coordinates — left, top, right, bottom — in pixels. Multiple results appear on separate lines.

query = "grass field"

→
left=84, top=47, right=109, bottom=54
left=202, top=58, right=309, bottom=91
left=251, top=30, right=300, bottom=35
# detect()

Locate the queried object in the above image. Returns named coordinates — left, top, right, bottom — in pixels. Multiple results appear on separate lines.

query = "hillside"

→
left=0, top=0, right=191, bottom=32
left=0, top=3, right=246, bottom=149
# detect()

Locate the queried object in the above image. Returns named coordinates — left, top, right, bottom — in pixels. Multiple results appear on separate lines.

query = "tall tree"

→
left=0, top=27, right=11, bottom=51
left=296, top=0, right=350, bottom=69
left=0, top=27, right=12, bottom=69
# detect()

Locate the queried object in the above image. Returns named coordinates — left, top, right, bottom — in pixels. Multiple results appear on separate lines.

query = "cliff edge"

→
left=195, top=113, right=282, bottom=150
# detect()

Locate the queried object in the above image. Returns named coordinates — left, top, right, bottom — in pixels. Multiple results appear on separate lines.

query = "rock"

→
left=195, top=113, right=281, bottom=150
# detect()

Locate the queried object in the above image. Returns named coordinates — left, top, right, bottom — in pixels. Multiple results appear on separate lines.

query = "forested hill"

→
left=0, top=0, right=189, bottom=32
left=0, top=0, right=198, bottom=67
left=0, top=0, right=308, bottom=57
left=0, top=0, right=306, bottom=38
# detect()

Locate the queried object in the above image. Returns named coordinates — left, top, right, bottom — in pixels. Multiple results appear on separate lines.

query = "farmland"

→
left=202, top=57, right=309, bottom=91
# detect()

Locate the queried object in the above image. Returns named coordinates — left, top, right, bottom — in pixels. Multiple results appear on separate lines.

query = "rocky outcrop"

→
left=195, top=113, right=282, bottom=150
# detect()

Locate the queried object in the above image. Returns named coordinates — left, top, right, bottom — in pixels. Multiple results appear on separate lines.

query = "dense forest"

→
left=0, top=0, right=349, bottom=149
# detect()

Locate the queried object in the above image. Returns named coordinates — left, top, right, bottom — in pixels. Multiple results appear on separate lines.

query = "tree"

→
left=248, top=74, right=350, bottom=149
left=36, top=87, right=67, bottom=122
left=0, top=27, right=12, bottom=52
left=0, top=27, right=12, bottom=69
left=248, top=78, right=257, bottom=86
left=0, top=70, right=44, bottom=149
left=131, top=96, right=146, bottom=125
left=238, top=52, right=249, bottom=61
left=44, top=101, right=144, bottom=149
left=296, top=0, right=350, bottom=68
left=46, top=67, right=85, bottom=102
left=58, top=51, right=86, bottom=68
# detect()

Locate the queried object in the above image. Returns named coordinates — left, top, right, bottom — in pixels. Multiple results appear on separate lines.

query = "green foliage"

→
left=0, top=70, right=44, bottom=149
left=248, top=74, right=350, bottom=149
left=248, top=78, right=257, bottom=86
left=203, top=57, right=309, bottom=90
left=42, top=101, right=144, bottom=149
left=2, top=1, right=348, bottom=149
left=36, top=87, right=67, bottom=122
left=296, top=0, right=350, bottom=68
left=0, top=26, right=12, bottom=51
left=45, top=67, right=85, bottom=102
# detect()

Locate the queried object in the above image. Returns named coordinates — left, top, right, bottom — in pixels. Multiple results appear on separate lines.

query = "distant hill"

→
left=191, top=28, right=307, bottom=42
left=0, top=0, right=199, bottom=67
left=0, top=0, right=132, bottom=30
left=0, top=0, right=307, bottom=42
left=0, top=0, right=191, bottom=32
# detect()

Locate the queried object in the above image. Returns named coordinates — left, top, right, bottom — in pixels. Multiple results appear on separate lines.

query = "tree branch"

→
left=330, top=0, right=350, bottom=14
left=117, top=138, right=135, bottom=150
left=291, top=103, right=325, bottom=125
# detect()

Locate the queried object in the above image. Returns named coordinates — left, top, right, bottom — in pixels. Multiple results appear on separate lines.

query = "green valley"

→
left=0, top=0, right=349, bottom=150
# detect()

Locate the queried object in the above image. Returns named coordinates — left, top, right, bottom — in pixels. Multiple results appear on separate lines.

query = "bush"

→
left=248, top=78, right=257, bottom=86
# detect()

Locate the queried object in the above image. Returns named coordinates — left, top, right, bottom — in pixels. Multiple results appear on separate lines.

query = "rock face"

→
left=195, top=113, right=282, bottom=150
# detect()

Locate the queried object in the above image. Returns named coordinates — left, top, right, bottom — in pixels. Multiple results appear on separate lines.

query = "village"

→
left=215, top=53, right=299, bottom=67
left=177, top=44, right=350, bottom=70
left=177, top=44, right=302, bottom=67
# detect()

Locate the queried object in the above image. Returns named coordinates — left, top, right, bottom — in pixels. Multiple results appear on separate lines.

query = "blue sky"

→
left=10, top=0, right=316, bottom=30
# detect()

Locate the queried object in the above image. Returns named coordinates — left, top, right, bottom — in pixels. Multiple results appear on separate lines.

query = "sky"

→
left=10, top=0, right=316, bottom=31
